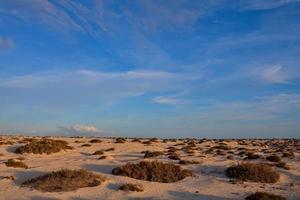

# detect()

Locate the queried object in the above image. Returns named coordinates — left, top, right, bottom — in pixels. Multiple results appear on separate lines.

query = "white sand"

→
left=0, top=136, right=299, bottom=200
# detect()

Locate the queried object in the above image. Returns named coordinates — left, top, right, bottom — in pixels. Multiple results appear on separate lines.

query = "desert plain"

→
left=0, top=136, right=299, bottom=200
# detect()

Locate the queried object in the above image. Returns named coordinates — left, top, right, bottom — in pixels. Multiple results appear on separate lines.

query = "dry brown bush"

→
left=144, top=151, right=164, bottom=158
left=168, top=153, right=180, bottom=160
left=245, top=152, right=261, bottom=160
left=112, top=161, right=193, bottom=183
left=115, top=138, right=126, bottom=143
left=245, top=192, right=286, bottom=200
left=225, top=163, right=280, bottom=183
left=178, top=159, right=200, bottom=165
left=98, top=156, right=107, bottom=159
left=2, top=176, right=15, bottom=180
left=5, top=159, right=28, bottom=169
left=131, top=138, right=141, bottom=143
left=282, top=151, right=294, bottom=158
left=275, top=162, right=290, bottom=170
left=89, top=139, right=102, bottom=143
left=81, top=143, right=92, bottom=147
left=22, top=169, right=105, bottom=192
left=15, top=139, right=72, bottom=154
left=119, top=183, right=143, bottom=192
left=266, top=155, right=281, bottom=162
left=92, top=150, right=104, bottom=155
left=105, top=147, right=115, bottom=152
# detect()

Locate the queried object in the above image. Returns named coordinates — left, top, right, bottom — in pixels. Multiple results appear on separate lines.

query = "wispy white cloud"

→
left=153, top=96, right=185, bottom=105
left=0, top=69, right=199, bottom=108
left=243, top=0, right=300, bottom=10
left=0, top=36, right=14, bottom=50
left=59, top=124, right=101, bottom=135
left=260, top=65, right=288, bottom=84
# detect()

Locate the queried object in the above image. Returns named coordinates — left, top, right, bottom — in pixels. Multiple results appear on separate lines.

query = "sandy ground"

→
left=0, top=136, right=299, bottom=200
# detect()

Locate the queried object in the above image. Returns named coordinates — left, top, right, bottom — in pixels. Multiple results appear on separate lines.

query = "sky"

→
left=0, top=0, right=300, bottom=138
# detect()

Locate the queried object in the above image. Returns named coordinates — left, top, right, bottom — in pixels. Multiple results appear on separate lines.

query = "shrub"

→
left=112, top=161, right=193, bottom=183
left=89, top=139, right=102, bottom=143
left=131, top=138, right=141, bottom=143
left=119, top=183, right=143, bottom=192
left=178, top=159, right=200, bottom=165
left=245, top=192, right=286, bottom=200
left=149, top=138, right=159, bottom=142
left=15, top=139, right=73, bottom=154
left=115, top=138, right=126, bottom=143
left=5, top=159, right=28, bottom=169
left=144, top=151, right=164, bottom=158
left=266, top=155, right=281, bottom=162
left=105, top=147, right=115, bottom=152
left=245, top=152, right=260, bottom=160
left=282, top=151, right=294, bottom=158
left=275, top=162, right=290, bottom=170
left=168, top=153, right=180, bottom=160
left=81, top=144, right=92, bottom=147
left=22, top=169, right=105, bottom=192
left=98, top=156, right=107, bottom=159
left=3, top=176, right=15, bottom=180
left=142, top=140, right=152, bottom=145
left=225, top=163, right=280, bottom=183
left=93, top=150, right=104, bottom=155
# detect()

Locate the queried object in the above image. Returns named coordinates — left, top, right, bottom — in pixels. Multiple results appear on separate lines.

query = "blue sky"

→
left=0, top=0, right=300, bottom=138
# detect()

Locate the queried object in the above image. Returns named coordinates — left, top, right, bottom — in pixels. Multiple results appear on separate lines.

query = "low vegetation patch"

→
left=105, top=147, right=115, bottom=152
left=15, top=139, right=73, bottom=154
left=266, top=155, right=281, bottom=162
left=22, top=169, right=105, bottom=192
left=81, top=144, right=92, bottom=147
left=225, top=163, right=280, bottom=183
left=168, top=153, right=180, bottom=160
left=92, top=150, right=104, bottom=155
left=245, top=192, right=286, bottom=200
left=112, top=161, right=192, bottom=183
left=144, top=151, right=164, bottom=158
left=115, top=138, right=126, bottom=143
left=119, top=183, right=143, bottom=192
left=2, top=175, right=15, bottom=180
left=131, top=138, right=141, bottom=143
left=5, top=159, right=28, bottom=169
left=98, top=155, right=107, bottom=159
left=178, top=159, right=200, bottom=165
left=245, top=152, right=260, bottom=160
left=89, top=139, right=102, bottom=143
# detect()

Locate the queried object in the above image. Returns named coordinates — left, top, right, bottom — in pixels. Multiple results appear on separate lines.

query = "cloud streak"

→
left=0, top=69, right=199, bottom=109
